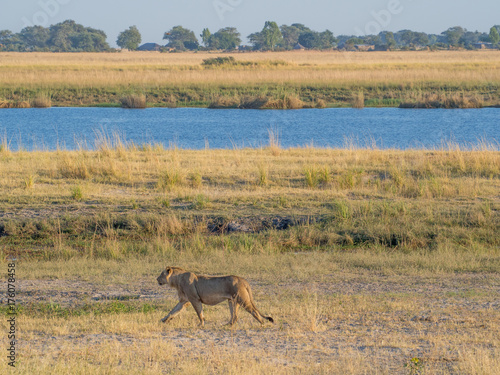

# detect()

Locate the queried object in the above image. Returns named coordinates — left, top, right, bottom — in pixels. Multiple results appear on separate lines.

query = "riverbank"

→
left=1, top=50, right=499, bottom=108
left=1, top=145, right=498, bottom=260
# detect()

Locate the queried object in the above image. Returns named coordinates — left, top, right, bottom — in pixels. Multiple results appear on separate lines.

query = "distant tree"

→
left=280, top=25, right=302, bottom=49
left=291, top=23, right=311, bottom=33
left=117, top=26, right=142, bottom=50
left=49, top=20, right=77, bottom=51
left=298, top=31, right=321, bottom=49
left=347, top=37, right=365, bottom=45
left=459, top=31, right=483, bottom=47
left=413, top=32, right=429, bottom=46
left=396, top=30, right=429, bottom=47
left=46, top=20, right=109, bottom=52
left=163, top=26, right=199, bottom=50
left=279, top=24, right=312, bottom=49
left=1, top=20, right=109, bottom=52
left=78, top=27, right=109, bottom=51
left=298, top=30, right=336, bottom=49
left=443, top=26, right=466, bottom=46
left=363, top=34, right=382, bottom=46
left=380, top=31, right=396, bottom=48
left=207, top=27, right=241, bottom=50
left=490, top=26, right=500, bottom=45
left=19, top=26, right=50, bottom=50
left=249, top=21, right=282, bottom=50
left=0, top=30, right=23, bottom=51
left=319, top=30, right=337, bottom=49
left=200, top=28, right=211, bottom=47
left=342, top=37, right=365, bottom=50
left=247, top=31, right=265, bottom=50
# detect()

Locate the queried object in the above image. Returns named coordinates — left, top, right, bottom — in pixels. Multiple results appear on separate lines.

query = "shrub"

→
left=32, top=95, right=52, bottom=108
left=120, top=94, right=147, bottom=109
left=71, top=185, right=84, bottom=201
left=208, top=95, right=240, bottom=109
left=352, top=92, right=365, bottom=109
left=202, top=56, right=236, bottom=67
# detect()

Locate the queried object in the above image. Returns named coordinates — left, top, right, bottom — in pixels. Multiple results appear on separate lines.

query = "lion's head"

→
left=157, top=268, right=171, bottom=285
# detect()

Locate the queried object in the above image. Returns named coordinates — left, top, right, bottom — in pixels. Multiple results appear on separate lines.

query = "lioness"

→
left=157, top=266, right=274, bottom=327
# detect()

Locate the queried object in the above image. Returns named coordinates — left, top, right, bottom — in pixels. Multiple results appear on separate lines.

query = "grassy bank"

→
left=1, top=144, right=498, bottom=260
left=1, top=145, right=499, bottom=374
left=1, top=50, right=499, bottom=108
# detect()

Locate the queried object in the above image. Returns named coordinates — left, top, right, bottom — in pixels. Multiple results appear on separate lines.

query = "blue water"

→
left=0, top=107, right=498, bottom=150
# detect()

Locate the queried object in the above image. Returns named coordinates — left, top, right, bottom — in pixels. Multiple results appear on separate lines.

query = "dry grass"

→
left=352, top=91, right=365, bottom=109
left=0, top=252, right=499, bottom=374
left=0, top=51, right=498, bottom=107
left=399, top=92, right=484, bottom=108
left=31, top=94, right=52, bottom=108
left=0, top=144, right=498, bottom=259
left=0, top=144, right=499, bottom=373
left=0, top=100, right=31, bottom=108
left=120, top=94, right=147, bottom=109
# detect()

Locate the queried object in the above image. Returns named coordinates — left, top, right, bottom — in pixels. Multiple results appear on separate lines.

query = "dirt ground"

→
left=3, top=271, right=499, bottom=374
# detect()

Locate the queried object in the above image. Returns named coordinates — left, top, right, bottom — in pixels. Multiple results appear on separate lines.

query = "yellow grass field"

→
left=0, top=50, right=499, bottom=107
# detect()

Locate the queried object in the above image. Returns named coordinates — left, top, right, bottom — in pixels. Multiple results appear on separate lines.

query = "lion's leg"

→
left=227, top=299, right=239, bottom=326
left=161, top=301, right=189, bottom=323
left=190, top=300, right=205, bottom=327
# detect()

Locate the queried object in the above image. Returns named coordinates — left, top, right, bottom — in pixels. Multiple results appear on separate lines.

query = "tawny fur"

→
left=157, top=267, right=274, bottom=327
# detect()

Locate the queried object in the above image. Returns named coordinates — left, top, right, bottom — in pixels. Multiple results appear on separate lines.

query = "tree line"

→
left=1, top=20, right=499, bottom=52
left=0, top=20, right=110, bottom=52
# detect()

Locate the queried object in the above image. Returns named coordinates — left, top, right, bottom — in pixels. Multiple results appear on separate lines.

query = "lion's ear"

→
left=166, top=267, right=173, bottom=277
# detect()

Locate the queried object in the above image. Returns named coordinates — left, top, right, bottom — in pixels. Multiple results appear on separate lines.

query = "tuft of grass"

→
left=188, top=172, right=203, bottom=188
left=120, top=94, right=147, bottom=109
left=257, top=163, right=268, bottom=186
left=265, top=94, right=306, bottom=109
left=208, top=95, right=240, bottom=109
left=158, top=169, right=183, bottom=190
left=161, top=197, right=170, bottom=208
left=239, top=95, right=268, bottom=109
left=304, top=166, right=318, bottom=188
left=352, top=91, right=365, bottom=109
left=0, top=134, right=10, bottom=154
left=315, top=98, right=327, bottom=108
left=32, top=94, right=52, bottom=108
left=24, top=174, right=35, bottom=189
left=331, top=199, right=352, bottom=221
left=71, top=185, right=84, bottom=201
left=268, top=128, right=281, bottom=156
left=318, top=166, right=330, bottom=185
left=191, top=194, right=210, bottom=210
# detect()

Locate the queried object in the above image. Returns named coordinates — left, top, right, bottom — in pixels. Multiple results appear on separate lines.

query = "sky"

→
left=1, top=0, right=499, bottom=46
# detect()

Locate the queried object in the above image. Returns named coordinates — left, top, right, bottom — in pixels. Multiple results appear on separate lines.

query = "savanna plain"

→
left=0, top=136, right=499, bottom=374
left=1, top=50, right=500, bottom=374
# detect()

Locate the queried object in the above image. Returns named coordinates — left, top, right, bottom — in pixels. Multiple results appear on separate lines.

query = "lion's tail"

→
left=264, top=315, right=274, bottom=323
left=242, top=283, right=274, bottom=324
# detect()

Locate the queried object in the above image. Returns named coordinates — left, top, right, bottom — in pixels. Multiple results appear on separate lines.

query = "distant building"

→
left=294, top=43, right=306, bottom=50
left=137, top=43, right=161, bottom=51
left=354, top=44, right=375, bottom=51
left=473, top=42, right=495, bottom=50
